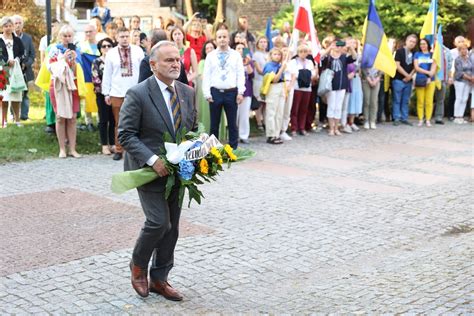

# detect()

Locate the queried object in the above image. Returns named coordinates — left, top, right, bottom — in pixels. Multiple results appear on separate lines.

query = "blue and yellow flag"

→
left=265, top=17, right=274, bottom=51
left=420, top=0, right=438, bottom=46
left=361, top=0, right=396, bottom=77
left=432, top=24, right=444, bottom=89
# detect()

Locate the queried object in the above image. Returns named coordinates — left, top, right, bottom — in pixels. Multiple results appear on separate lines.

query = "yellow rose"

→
left=199, top=159, right=209, bottom=174
left=218, top=158, right=223, bottom=165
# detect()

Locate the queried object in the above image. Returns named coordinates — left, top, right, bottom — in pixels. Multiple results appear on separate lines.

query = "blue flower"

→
left=178, top=159, right=195, bottom=181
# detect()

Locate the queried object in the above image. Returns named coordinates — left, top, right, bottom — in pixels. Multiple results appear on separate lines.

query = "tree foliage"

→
left=273, top=0, right=474, bottom=47
left=1, top=0, right=46, bottom=50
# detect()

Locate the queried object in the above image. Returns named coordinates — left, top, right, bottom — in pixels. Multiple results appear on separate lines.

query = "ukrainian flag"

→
left=420, top=0, right=438, bottom=46
left=432, top=24, right=444, bottom=90
left=361, top=0, right=396, bottom=77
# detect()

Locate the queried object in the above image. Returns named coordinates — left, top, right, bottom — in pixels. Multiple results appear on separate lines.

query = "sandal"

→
left=266, top=137, right=283, bottom=144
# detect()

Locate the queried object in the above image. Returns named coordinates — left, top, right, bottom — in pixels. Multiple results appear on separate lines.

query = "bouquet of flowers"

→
left=0, top=69, right=8, bottom=92
left=111, top=126, right=255, bottom=207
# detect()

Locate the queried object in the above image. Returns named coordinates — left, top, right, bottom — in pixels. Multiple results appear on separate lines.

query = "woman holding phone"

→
left=47, top=25, right=85, bottom=158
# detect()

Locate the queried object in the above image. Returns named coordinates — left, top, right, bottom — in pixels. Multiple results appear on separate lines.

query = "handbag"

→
left=415, top=75, right=428, bottom=87
left=9, top=59, right=27, bottom=92
left=317, top=68, right=334, bottom=97
left=297, top=68, right=312, bottom=88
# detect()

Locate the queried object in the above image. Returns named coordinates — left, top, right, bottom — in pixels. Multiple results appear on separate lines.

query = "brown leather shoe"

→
left=149, top=279, right=183, bottom=301
left=129, top=261, right=149, bottom=297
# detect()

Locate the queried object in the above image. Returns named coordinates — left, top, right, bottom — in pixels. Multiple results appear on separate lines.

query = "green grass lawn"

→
left=0, top=90, right=102, bottom=164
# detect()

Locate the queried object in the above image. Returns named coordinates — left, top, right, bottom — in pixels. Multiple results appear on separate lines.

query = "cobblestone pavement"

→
left=0, top=121, right=473, bottom=314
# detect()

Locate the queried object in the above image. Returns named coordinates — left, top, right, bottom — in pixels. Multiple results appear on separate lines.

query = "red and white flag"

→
left=292, top=0, right=321, bottom=63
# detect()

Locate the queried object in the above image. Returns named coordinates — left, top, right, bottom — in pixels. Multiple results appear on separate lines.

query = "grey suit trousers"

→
left=132, top=186, right=181, bottom=282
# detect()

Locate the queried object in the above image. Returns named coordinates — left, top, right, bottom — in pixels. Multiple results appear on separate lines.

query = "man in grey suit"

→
left=13, top=15, right=35, bottom=121
left=118, top=41, right=197, bottom=301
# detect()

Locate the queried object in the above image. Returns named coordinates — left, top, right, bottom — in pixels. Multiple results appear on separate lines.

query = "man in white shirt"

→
left=102, top=27, right=144, bottom=160
left=202, top=26, right=245, bottom=149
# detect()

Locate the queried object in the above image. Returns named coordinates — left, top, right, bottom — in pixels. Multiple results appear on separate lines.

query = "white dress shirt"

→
left=202, top=47, right=245, bottom=100
left=146, top=77, right=177, bottom=167
left=101, top=44, right=144, bottom=97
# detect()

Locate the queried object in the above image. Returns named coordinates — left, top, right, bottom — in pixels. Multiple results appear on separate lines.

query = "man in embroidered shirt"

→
left=102, top=27, right=144, bottom=160
left=202, top=26, right=245, bottom=149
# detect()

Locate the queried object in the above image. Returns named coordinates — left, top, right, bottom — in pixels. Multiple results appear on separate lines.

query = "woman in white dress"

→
left=0, top=16, right=25, bottom=127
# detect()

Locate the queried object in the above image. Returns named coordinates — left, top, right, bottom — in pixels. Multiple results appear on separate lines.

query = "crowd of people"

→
left=0, top=1, right=473, bottom=159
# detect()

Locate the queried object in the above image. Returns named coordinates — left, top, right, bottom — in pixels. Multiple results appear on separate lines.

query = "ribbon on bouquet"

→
left=165, top=133, right=223, bottom=164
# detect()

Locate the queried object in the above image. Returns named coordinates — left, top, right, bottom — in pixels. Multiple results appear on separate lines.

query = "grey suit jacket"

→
left=118, top=76, right=197, bottom=191
left=19, top=33, right=35, bottom=82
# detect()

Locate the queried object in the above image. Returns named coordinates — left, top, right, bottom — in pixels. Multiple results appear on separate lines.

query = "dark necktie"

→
left=167, top=85, right=181, bottom=131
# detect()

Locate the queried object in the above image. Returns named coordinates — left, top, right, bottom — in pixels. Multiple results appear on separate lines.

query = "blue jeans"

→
left=210, top=87, right=238, bottom=149
left=391, top=79, right=412, bottom=121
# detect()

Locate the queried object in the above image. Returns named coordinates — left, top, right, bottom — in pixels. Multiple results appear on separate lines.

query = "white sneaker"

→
left=342, top=125, right=352, bottom=134
left=350, top=124, right=359, bottom=132
left=370, top=122, right=377, bottom=129
left=279, top=132, right=292, bottom=141
left=364, top=122, right=370, bottom=129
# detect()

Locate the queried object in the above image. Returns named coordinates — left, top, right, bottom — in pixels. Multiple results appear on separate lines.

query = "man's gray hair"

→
left=11, top=15, right=23, bottom=24
left=150, top=40, right=177, bottom=61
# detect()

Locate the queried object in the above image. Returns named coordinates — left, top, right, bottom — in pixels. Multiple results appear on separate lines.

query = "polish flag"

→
left=292, top=0, right=321, bottom=63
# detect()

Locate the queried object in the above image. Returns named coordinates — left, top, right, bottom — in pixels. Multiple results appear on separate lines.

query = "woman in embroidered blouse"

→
left=0, top=16, right=25, bottom=128
left=48, top=25, right=82, bottom=158
left=92, top=37, right=115, bottom=155
left=170, top=26, right=198, bottom=86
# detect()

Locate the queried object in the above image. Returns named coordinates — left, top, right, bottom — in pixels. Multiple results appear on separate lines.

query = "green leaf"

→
left=165, top=173, right=175, bottom=199
left=163, top=132, right=173, bottom=143
left=178, top=186, right=185, bottom=209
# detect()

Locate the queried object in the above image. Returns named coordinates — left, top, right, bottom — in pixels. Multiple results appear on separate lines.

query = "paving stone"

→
left=0, top=121, right=472, bottom=313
